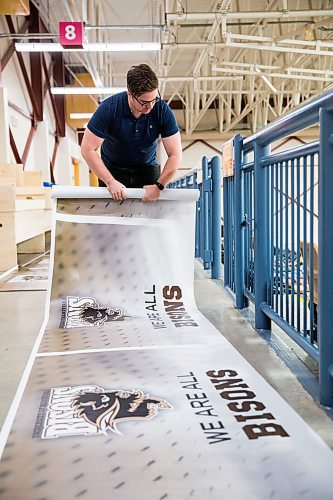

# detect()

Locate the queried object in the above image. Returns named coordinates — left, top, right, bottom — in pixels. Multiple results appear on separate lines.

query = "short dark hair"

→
left=127, top=64, right=159, bottom=97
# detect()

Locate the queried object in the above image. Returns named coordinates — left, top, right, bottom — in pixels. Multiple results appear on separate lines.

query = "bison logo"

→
left=60, top=296, right=125, bottom=328
left=71, top=388, right=172, bottom=434
left=35, top=385, right=172, bottom=439
left=80, top=305, right=123, bottom=326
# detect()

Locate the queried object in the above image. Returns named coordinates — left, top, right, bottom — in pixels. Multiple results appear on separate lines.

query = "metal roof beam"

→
left=163, top=41, right=333, bottom=57
left=166, top=10, right=333, bottom=22
left=212, top=65, right=333, bottom=81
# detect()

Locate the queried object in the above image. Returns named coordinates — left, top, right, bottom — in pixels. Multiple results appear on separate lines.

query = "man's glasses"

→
left=130, top=90, right=161, bottom=107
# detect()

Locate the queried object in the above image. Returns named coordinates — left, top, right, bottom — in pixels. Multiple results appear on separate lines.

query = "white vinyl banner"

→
left=0, top=186, right=333, bottom=500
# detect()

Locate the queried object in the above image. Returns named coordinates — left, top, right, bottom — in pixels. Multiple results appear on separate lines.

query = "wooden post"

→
left=0, top=87, right=10, bottom=163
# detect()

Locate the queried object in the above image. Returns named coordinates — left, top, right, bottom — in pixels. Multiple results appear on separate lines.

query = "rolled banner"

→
left=51, top=184, right=200, bottom=201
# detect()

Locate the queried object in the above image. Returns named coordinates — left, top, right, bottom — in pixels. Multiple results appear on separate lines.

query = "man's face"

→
left=129, top=89, right=160, bottom=115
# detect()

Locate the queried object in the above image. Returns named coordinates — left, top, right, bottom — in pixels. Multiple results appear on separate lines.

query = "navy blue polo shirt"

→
left=87, top=91, right=179, bottom=170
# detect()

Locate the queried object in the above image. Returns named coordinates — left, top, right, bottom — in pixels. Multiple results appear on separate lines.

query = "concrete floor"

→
left=1, top=261, right=333, bottom=450
left=0, top=290, right=45, bottom=428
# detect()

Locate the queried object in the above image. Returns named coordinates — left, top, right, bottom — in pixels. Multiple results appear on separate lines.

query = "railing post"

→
left=185, top=175, right=189, bottom=187
left=193, top=171, right=200, bottom=258
left=198, top=182, right=203, bottom=262
left=211, top=156, right=222, bottom=279
left=319, top=107, right=333, bottom=407
left=202, top=156, right=212, bottom=270
left=254, top=141, right=271, bottom=330
left=193, top=171, right=198, bottom=189
left=223, top=167, right=231, bottom=288
left=234, top=134, right=247, bottom=308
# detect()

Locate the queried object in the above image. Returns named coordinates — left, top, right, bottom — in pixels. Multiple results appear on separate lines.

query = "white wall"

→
left=0, top=27, right=89, bottom=186
left=181, top=139, right=222, bottom=175
left=0, top=87, right=10, bottom=163
left=158, top=138, right=222, bottom=180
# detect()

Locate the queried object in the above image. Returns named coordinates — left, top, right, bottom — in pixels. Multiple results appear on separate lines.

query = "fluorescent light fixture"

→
left=15, top=42, right=161, bottom=52
left=70, top=112, right=94, bottom=119
left=51, top=87, right=127, bottom=95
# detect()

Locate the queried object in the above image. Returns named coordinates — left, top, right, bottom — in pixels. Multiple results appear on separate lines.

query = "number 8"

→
left=65, top=25, right=76, bottom=40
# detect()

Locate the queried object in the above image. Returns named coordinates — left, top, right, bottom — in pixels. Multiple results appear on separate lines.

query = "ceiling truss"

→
left=2, top=0, right=333, bottom=138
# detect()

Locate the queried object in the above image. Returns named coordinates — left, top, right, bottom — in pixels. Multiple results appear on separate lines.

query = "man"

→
left=81, top=64, right=182, bottom=202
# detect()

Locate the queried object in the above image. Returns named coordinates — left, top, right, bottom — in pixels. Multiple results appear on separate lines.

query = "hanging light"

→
left=15, top=42, right=161, bottom=52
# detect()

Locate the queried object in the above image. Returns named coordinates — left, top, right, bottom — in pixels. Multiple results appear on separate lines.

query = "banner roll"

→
left=51, top=185, right=200, bottom=202
left=1, top=187, right=333, bottom=500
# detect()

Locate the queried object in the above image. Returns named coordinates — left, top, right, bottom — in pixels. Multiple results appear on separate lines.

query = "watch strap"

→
left=154, top=181, right=165, bottom=191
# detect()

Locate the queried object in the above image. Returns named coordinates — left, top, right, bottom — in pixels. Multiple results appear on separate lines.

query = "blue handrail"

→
left=169, top=156, right=222, bottom=280
left=172, top=86, right=333, bottom=407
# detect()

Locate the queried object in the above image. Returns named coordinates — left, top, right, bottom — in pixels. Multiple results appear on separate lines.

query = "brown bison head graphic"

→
left=71, top=388, right=172, bottom=434
left=80, top=306, right=124, bottom=326
left=60, top=297, right=126, bottom=329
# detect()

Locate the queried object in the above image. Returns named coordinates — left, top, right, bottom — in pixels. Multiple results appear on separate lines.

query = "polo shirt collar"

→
left=123, top=91, right=133, bottom=118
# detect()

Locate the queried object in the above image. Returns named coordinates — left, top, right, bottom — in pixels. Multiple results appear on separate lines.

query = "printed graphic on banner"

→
left=144, top=284, right=198, bottom=329
left=4, top=345, right=333, bottom=500
left=59, top=287, right=200, bottom=331
left=2, top=190, right=333, bottom=500
left=203, top=368, right=289, bottom=441
left=10, top=275, right=48, bottom=282
left=60, top=296, right=124, bottom=328
left=34, top=385, right=172, bottom=439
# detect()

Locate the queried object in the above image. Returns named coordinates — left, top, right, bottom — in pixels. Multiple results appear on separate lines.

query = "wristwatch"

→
left=154, top=181, right=165, bottom=191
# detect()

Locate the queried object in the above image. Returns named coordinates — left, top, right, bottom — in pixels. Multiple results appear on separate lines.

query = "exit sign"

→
left=59, top=21, right=83, bottom=48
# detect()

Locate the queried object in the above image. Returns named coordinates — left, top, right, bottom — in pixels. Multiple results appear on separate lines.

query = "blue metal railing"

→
left=169, top=156, right=222, bottom=279
left=240, top=92, right=333, bottom=407
left=172, top=87, right=333, bottom=407
left=263, top=143, right=319, bottom=351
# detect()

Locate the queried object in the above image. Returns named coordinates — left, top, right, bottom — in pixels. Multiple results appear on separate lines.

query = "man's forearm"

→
left=158, top=155, right=180, bottom=187
left=82, top=150, right=114, bottom=185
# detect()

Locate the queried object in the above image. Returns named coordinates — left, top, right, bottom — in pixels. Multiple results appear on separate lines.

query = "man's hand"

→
left=142, top=184, right=161, bottom=202
left=106, top=178, right=127, bottom=201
